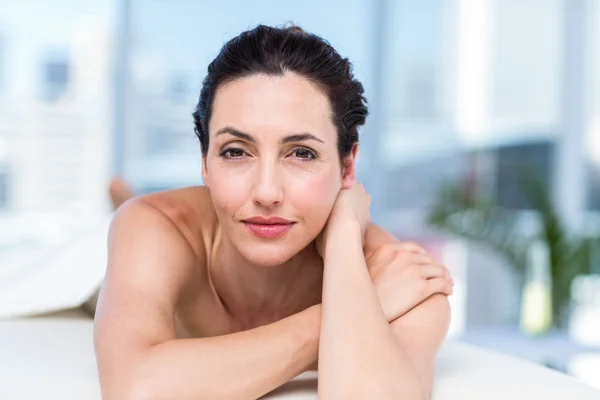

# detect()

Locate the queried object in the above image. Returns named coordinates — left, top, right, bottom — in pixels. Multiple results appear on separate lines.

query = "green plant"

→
left=427, top=176, right=598, bottom=328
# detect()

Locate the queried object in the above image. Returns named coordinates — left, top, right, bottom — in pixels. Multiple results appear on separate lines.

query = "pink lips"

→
left=242, top=216, right=295, bottom=239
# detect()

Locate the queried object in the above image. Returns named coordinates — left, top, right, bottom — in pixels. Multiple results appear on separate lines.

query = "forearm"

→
left=390, top=294, right=451, bottom=398
left=318, top=220, right=425, bottom=399
left=110, top=305, right=321, bottom=400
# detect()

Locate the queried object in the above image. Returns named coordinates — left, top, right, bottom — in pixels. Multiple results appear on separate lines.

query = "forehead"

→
left=209, top=73, right=336, bottom=140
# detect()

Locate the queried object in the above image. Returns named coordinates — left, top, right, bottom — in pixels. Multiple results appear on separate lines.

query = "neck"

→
left=210, top=228, right=323, bottom=328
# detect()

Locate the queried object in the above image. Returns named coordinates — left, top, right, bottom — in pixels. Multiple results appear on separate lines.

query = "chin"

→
left=245, top=246, right=298, bottom=267
left=240, top=244, right=299, bottom=267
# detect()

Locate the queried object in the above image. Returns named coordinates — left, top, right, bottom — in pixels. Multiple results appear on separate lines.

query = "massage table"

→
left=1, top=309, right=599, bottom=399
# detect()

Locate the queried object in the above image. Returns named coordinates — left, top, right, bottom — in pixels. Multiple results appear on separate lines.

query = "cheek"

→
left=286, top=168, right=341, bottom=222
left=291, top=174, right=338, bottom=203
left=206, top=164, right=250, bottom=215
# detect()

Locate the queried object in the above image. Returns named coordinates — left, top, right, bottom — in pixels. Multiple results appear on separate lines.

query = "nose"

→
left=251, top=160, right=283, bottom=207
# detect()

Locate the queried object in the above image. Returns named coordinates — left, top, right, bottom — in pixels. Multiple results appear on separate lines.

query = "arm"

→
left=317, top=219, right=426, bottom=399
left=94, top=200, right=321, bottom=400
left=364, top=223, right=451, bottom=398
left=390, top=294, right=449, bottom=398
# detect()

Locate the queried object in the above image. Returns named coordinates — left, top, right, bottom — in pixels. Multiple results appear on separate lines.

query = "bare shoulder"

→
left=138, top=185, right=216, bottom=222
left=135, top=185, right=218, bottom=255
left=96, top=186, right=217, bottom=347
left=105, top=185, right=217, bottom=292
left=103, top=196, right=196, bottom=308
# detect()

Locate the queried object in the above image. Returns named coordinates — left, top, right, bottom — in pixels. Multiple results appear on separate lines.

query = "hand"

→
left=315, top=181, right=371, bottom=257
left=367, top=242, right=453, bottom=323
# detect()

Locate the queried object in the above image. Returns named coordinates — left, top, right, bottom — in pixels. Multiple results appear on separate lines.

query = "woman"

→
left=94, top=25, right=453, bottom=399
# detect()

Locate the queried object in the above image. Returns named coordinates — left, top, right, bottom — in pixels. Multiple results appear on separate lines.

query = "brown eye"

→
left=220, top=148, right=245, bottom=158
left=291, top=148, right=317, bottom=160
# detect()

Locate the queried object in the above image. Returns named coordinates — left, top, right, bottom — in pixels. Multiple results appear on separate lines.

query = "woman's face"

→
left=203, top=72, right=355, bottom=266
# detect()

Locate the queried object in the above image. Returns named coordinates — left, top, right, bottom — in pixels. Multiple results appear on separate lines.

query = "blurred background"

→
left=0, top=0, right=599, bottom=389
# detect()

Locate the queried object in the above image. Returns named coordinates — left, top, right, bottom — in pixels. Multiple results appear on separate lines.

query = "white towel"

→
left=0, top=216, right=111, bottom=319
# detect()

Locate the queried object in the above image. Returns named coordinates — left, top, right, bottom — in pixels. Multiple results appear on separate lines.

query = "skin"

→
left=94, top=72, right=452, bottom=399
left=108, top=177, right=134, bottom=210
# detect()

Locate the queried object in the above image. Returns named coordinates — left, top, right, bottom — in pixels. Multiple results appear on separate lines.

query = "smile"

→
left=243, top=222, right=295, bottom=238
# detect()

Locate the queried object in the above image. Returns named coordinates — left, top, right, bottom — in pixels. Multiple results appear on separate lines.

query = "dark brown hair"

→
left=192, top=24, right=368, bottom=160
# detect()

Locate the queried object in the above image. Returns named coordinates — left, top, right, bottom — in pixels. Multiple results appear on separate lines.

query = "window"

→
left=41, top=57, right=70, bottom=102
left=384, top=0, right=446, bottom=123
left=145, top=126, right=185, bottom=155
left=0, top=35, right=5, bottom=93
left=587, top=0, right=600, bottom=211
left=168, top=74, right=190, bottom=104
left=589, top=164, right=600, bottom=210
left=0, top=166, right=9, bottom=209
left=495, top=141, right=553, bottom=210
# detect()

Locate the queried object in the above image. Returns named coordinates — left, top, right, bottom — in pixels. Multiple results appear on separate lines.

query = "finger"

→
left=403, top=253, right=436, bottom=265
left=395, top=242, right=427, bottom=254
left=427, top=277, right=453, bottom=296
left=409, top=252, right=448, bottom=267
left=419, top=264, right=451, bottom=280
left=424, top=263, right=453, bottom=283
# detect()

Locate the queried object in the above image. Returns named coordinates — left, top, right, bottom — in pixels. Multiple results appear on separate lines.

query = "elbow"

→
left=98, top=361, right=161, bottom=400
left=377, top=385, right=426, bottom=400
left=98, top=377, right=141, bottom=400
left=320, top=372, right=426, bottom=400
left=125, top=378, right=158, bottom=400
left=377, top=378, right=427, bottom=400
left=102, top=375, right=158, bottom=400
left=340, top=385, right=426, bottom=400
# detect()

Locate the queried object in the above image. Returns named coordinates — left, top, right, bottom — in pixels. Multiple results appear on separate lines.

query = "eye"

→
left=220, top=147, right=246, bottom=159
left=289, top=147, right=317, bottom=161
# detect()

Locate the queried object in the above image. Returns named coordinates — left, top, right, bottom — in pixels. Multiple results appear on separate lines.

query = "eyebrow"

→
left=215, top=126, right=325, bottom=144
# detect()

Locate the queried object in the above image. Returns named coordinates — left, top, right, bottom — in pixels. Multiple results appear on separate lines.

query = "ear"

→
left=341, top=143, right=358, bottom=189
left=201, top=155, right=209, bottom=187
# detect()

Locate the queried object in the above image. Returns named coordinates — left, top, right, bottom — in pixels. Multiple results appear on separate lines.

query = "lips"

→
left=242, top=217, right=295, bottom=238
